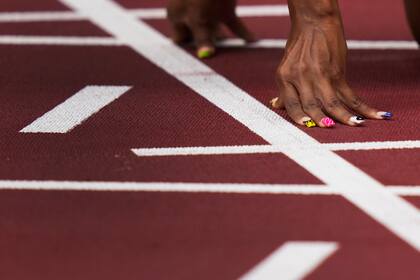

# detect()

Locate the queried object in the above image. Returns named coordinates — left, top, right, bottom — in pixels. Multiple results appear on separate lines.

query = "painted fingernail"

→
left=270, top=97, right=280, bottom=108
left=349, top=116, right=365, bottom=124
left=321, top=117, right=335, bottom=127
left=377, top=111, right=393, bottom=119
left=197, top=47, right=214, bottom=59
left=303, top=119, right=317, bottom=128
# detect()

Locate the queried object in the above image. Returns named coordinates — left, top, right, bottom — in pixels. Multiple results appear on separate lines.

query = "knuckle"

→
left=276, top=66, right=292, bottom=80
left=276, top=63, right=309, bottom=82
left=314, top=65, right=344, bottom=80
left=285, top=99, right=301, bottom=111
left=349, top=95, right=365, bottom=109
left=330, top=68, right=344, bottom=80
left=303, top=100, right=321, bottom=112
left=294, top=63, right=309, bottom=75
left=324, top=98, right=342, bottom=110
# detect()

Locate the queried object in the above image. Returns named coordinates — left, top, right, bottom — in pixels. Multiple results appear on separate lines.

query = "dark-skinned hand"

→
left=167, top=0, right=255, bottom=58
left=271, top=0, right=393, bottom=128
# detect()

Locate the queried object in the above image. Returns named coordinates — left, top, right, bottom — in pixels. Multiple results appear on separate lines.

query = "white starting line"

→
left=131, top=141, right=420, bottom=157
left=0, top=35, right=417, bottom=50
left=0, top=180, right=420, bottom=196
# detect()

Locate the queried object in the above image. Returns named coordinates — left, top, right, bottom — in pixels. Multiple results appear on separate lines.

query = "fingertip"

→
left=300, top=117, right=317, bottom=128
left=269, top=97, right=279, bottom=108
left=270, top=97, right=283, bottom=109
left=197, top=46, right=215, bottom=59
left=348, top=116, right=365, bottom=126
left=376, top=111, right=393, bottom=120
left=320, top=117, right=336, bottom=128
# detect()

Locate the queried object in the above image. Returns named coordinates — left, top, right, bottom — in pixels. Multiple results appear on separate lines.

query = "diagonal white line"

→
left=218, top=38, right=419, bottom=50
left=0, top=35, right=122, bottom=46
left=59, top=0, right=420, bottom=252
left=240, top=242, right=339, bottom=280
left=132, top=140, right=420, bottom=156
left=20, top=85, right=132, bottom=133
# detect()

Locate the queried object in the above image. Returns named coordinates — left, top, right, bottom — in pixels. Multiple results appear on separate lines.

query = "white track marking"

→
left=59, top=0, right=420, bottom=251
left=0, top=5, right=288, bottom=23
left=0, top=180, right=329, bottom=194
left=132, top=141, right=420, bottom=156
left=0, top=11, right=83, bottom=22
left=388, top=186, right=420, bottom=197
left=325, top=140, right=420, bottom=151
left=0, top=180, right=420, bottom=197
left=20, top=85, right=131, bottom=133
left=0, top=35, right=122, bottom=46
left=240, top=242, right=339, bottom=280
left=129, top=5, right=290, bottom=19
left=125, top=8, right=167, bottom=19
left=132, top=145, right=279, bottom=157
left=218, top=38, right=419, bottom=50
left=0, top=35, right=416, bottom=51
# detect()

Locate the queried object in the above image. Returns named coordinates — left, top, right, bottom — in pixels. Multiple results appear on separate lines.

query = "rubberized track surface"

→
left=1, top=0, right=420, bottom=279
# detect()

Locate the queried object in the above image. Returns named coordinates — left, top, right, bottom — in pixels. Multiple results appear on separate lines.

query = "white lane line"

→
left=0, top=35, right=416, bottom=51
left=218, top=38, right=419, bottom=50
left=59, top=0, right=420, bottom=251
left=132, top=141, right=420, bottom=156
left=20, top=85, right=132, bottom=133
left=132, top=145, right=279, bottom=157
left=325, top=140, right=420, bottom=151
left=240, top=242, right=339, bottom=280
left=235, top=5, right=289, bottom=17
left=388, top=186, right=420, bottom=197
left=0, top=35, right=122, bottom=46
left=0, top=180, right=330, bottom=194
left=0, top=180, right=419, bottom=197
left=0, top=11, right=83, bottom=22
left=0, top=5, right=289, bottom=23
left=130, top=5, right=290, bottom=19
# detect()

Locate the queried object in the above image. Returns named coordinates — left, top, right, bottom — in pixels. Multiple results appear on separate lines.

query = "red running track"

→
left=0, top=0, right=420, bottom=279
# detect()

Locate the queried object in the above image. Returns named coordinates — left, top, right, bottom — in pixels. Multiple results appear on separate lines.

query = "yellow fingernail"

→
left=304, top=120, right=317, bottom=128
left=197, top=48, right=214, bottom=59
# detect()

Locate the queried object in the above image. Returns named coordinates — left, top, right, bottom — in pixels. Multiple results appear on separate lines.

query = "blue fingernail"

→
left=377, top=111, right=393, bottom=119
left=382, top=112, right=393, bottom=119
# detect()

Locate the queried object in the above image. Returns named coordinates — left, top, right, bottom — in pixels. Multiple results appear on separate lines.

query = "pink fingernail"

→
left=321, top=117, right=335, bottom=127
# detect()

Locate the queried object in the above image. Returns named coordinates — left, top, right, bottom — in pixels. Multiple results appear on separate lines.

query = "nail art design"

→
left=197, top=47, right=214, bottom=59
left=321, top=117, right=335, bottom=127
left=377, top=111, right=393, bottom=119
left=304, top=119, right=317, bottom=128
left=270, top=97, right=280, bottom=109
left=349, top=116, right=365, bottom=124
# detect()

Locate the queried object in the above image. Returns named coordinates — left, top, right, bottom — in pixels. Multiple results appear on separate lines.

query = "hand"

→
left=167, top=0, right=255, bottom=58
left=272, top=1, right=392, bottom=128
